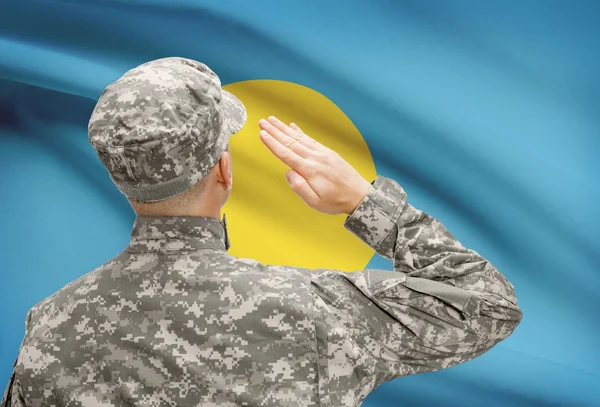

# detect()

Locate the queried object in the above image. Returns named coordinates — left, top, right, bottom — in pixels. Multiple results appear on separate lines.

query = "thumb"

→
left=285, top=170, right=319, bottom=204
left=285, top=170, right=295, bottom=184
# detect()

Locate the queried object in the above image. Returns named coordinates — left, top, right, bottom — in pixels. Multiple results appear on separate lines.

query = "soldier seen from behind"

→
left=2, top=57, right=523, bottom=407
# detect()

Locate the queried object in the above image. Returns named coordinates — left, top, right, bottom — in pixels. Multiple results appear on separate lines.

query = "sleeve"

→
left=1, top=311, right=31, bottom=407
left=306, top=175, right=523, bottom=406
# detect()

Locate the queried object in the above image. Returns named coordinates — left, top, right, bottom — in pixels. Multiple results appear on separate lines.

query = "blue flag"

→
left=1, top=1, right=599, bottom=406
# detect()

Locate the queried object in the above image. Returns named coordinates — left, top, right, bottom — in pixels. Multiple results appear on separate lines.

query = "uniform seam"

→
left=124, top=247, right=225, bottom=254
left=309, top=279, right=333, bottom=407
left=307, top=283, right=324, bottom=407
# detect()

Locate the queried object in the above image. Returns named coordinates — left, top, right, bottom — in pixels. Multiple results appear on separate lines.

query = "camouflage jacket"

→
left=2, top=175, right=522, bottom=407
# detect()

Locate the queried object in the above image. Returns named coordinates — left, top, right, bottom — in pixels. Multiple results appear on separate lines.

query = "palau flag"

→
left=1, top=1, right=599, bottom=406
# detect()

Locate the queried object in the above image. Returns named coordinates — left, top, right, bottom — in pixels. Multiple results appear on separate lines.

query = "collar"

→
left=125, top=213, right=230, bottom=253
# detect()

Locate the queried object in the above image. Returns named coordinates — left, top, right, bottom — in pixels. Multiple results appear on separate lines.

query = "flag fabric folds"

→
left=0, top=1, right=599, bottom=406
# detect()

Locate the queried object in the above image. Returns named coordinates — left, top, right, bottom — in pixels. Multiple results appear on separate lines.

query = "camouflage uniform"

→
left=2, top=57, right=522, bottom=407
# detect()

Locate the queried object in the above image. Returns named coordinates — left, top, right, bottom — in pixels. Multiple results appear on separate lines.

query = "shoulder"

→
left=213, top=252, right=308, bottom=275
left=27, top=252, right=127, bottom=327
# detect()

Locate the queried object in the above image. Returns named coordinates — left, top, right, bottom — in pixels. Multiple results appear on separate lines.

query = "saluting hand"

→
left=258, top=116, right=372, bottom=216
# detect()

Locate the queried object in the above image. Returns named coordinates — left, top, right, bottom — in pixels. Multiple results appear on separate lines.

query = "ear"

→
left=217, top=147, right=232, bottom=189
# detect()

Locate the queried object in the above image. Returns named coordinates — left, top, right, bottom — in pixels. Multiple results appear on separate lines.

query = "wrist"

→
left=345, top=179, right=373, bottom=216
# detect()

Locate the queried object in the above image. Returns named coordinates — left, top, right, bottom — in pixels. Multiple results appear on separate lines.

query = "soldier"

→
left=2, top=57, right=522, bottom=407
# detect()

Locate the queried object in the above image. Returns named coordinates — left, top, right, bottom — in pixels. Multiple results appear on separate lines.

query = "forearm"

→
left=344, top=175, right=522, bottom=327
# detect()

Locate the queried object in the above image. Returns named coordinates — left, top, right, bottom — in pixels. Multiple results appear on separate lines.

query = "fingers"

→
left=261, top=117, right=320, bottom=152
left=259, top=118, right=312, bottom=157
left=290, top=122, right=322, bottom=149
left=286, top=170, right=320, bottom=205
left=259, top=129, right=305, bottom=170
left=290, top=123, right=304, bottom=134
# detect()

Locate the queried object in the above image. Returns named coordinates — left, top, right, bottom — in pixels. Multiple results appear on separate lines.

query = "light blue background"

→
left=1, top=1, right=599, bottom=406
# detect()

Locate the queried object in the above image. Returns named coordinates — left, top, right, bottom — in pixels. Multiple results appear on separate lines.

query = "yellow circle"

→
left=223, top=80, right=377, bottom=272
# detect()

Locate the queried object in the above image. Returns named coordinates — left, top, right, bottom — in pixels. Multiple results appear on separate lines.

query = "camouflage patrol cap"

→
left=88, top=56, right=247, bottom=202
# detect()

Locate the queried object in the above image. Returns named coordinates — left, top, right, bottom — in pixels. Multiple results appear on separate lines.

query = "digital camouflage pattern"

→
left=2, top=175, right=522, bottom=407
left=88, top=57, right=247, bottom=202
